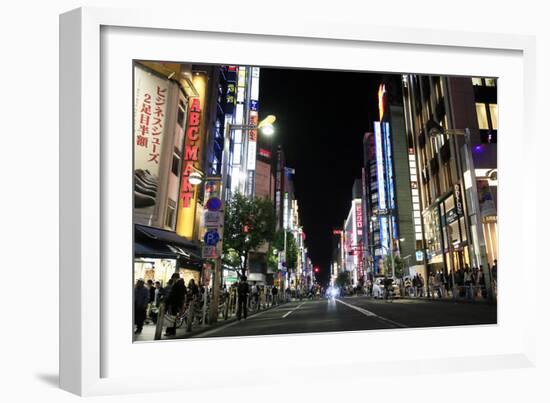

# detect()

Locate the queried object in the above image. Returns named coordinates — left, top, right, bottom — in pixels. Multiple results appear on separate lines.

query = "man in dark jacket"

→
left=134, top=279, right=150, bottom=334
left=236, top=275, right=250, bottom=320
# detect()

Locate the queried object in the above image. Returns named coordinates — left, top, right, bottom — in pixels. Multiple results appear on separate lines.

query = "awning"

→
left=134, top=241, right=179, bottom=259
left=135, top=224, right=205, bottom=269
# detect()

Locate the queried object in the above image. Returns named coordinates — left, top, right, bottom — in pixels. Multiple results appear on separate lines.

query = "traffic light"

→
left=314, top=267, right=319, bottom=273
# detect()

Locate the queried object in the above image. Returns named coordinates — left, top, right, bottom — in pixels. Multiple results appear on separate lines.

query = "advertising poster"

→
left=133, top=65, right=169, bottom=225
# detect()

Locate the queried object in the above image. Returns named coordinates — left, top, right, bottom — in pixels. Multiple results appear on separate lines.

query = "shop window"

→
left=475, top=103, right=489, bottom=130
left=165, top=200, right=176, bottom=229
left=177, top=99, right=187, bottom=128
left=459, top=217, right=467, bottom=243
left=472, top=78, right=483, bottom=86
left=171, top=151, right=181, bottom=176
left=489, top=104, right=499, bottom=130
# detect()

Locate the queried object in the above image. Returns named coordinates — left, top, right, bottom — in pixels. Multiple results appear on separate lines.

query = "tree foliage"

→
left=271, top=229, right=298, bottom=271
left=222, top=192, right=276, bottom=276
left=383, top=254, right=405, bottom=278
left=335, top=271, right=350, bottom=288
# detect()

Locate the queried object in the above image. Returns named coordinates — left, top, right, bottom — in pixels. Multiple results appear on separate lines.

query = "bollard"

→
left=154, top=303, right=165, bottom=340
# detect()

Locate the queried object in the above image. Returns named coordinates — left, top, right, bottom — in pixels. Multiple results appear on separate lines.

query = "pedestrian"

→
left=464, top=266, right=473, bottom=300
left=163, top=272, right=181, bottom=303
left=417, top=273, right=425, bottom=297
left=236, top=275, right=250, bottom=320
left=250, top=281, right=259, bottom=309
left=428, top=272, right=435, bottom=299
left=134, top=279, right=149, bottom=335
left=164, top=277, right=186, bottom=336
left=145, top=279, right=155, bottom=323
left=272, top=285, right=278, bottom=305
left=439, top=271, right=447, bottom=298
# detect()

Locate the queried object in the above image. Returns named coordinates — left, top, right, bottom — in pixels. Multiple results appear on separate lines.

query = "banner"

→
left=133, top=65, right=170, bottom=225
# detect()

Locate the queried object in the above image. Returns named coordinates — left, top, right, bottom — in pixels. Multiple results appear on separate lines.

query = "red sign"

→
left=259, top=148, right=272, bottom=158
left=333, top=230, right=343, bottom=235
left=180, top=98, right=201, bottom=208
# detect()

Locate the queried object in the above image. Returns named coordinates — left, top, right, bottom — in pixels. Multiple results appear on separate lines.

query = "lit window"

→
left=476, top=103, right=489, bottom=130
left=472, top=78, right=483, bottom=86
left=489, top=104, right=498, bottom=130
left=485, top=78, right=496, bottom=87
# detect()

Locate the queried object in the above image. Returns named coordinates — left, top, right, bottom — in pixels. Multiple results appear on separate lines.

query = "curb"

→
left=167, top=301, right=292, bottom=340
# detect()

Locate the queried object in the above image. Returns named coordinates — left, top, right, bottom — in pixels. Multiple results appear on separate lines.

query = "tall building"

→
left=361, top=82, right=416, bottom=276
left=401, top=74, right=497, bottom=287
left=133, top=61, right=214, bottom=287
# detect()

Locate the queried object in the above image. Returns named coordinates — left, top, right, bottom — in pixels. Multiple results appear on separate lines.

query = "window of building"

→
left=485, top=78, right=496, bottom=87
left=489, top=104, right=499, bottom=130
left=475, top=103, right=490, bottom=130
left=171, top=151, right=181, bottom=176
left=164, top=199, right=177, bottom=229
left=472, top=78, right=483, bottom=86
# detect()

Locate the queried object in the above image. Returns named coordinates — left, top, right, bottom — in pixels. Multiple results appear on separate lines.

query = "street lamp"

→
left=208, top=114, right=278, bottom=324
left=426, top=119, right=494, bottom=303
left=257, top=114, right=276, bottom=136
left=188, top=166, right=205, bottom=185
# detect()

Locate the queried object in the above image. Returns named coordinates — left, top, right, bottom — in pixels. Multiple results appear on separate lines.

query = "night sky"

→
left=259, top=68, right=401, bottom=283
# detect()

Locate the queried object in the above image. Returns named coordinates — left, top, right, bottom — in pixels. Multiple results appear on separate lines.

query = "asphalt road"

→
left=190, top=296, right=497, bottom=339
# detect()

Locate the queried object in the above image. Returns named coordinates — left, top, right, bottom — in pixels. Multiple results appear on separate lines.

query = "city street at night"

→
left=132, top=60, right=499, bottom=341
left=181, top=297, right=496, bottom=339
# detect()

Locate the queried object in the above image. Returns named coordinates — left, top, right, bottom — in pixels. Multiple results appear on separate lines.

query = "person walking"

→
left=236, top=276, right=250, bottom=320
left=428, top=272, right=435, bottom=299
left=271, top=285, right=278, bottom=306
left=464, top=267, right=473, bottom=300
left=418, top=273, right=425, bottom=297
left=164, top=277, right=186, bottom=336
left=134, top=279, right=149, bottom=335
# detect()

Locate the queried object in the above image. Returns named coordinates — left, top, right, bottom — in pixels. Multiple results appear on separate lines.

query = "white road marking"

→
left=196, top=306, right=274, bottom=338
left=282, top=301, right=306, bottom=318
left=335, top=298, right=406, bottom=328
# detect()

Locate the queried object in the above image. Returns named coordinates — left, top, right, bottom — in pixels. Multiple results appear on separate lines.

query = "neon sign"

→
left=180, top=97, right=201, bottom=208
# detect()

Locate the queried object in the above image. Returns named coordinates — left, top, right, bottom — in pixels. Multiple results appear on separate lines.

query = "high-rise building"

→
left=361, top=82, right=416, bottom=276
left=401, top=74, right=497, bottom=288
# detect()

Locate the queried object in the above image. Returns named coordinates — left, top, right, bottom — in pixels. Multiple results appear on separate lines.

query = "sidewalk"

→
left=134, top=299, right=292, bottom=342
left=342, top=292, right=495, bottom=304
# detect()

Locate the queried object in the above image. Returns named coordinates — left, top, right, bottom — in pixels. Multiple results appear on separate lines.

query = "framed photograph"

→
left=60, top=6, right=536, bottom=396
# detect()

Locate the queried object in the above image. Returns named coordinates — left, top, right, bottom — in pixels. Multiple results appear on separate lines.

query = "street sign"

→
left=204, top=211, right=223, bottom=228
left=206, top=197, right=222, bottom=211
left=416, top=250, right=424, bottom=261
left=204, top=230, right=220, bottom=246
left=202, top=245, right=219, bottom=259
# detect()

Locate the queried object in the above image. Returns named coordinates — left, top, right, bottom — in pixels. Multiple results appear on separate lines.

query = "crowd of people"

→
left=404, top=259, right=498, bottom=300
left=133, top=272, right=203, bottom=336
left=134, top=273, right=322, bottom=335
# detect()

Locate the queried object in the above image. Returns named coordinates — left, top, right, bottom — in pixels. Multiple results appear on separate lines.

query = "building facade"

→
left=361, top=83, right=416, bottom=277
left=401, top=74, right=497, bottom=288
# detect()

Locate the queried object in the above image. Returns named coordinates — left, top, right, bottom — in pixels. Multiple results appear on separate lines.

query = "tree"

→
left=383, top=254, right=405, bottom=278
left=271, top=229, right=298, bottom=271
left=222, top=192, right=276, bottom=277
left=335, top=271, right=350, bottom=289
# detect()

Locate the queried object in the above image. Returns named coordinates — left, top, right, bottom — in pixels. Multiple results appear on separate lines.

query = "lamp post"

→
left=426, top=120, right=494, bottom=303
left=208, top=115, right=276, bottom=323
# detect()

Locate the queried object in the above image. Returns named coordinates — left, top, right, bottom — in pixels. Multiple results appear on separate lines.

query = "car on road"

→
left=372, top=277, right=400, bottom=299
left=325, top=286, right=340, bottom=298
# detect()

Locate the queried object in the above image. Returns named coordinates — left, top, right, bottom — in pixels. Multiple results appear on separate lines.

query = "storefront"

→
left=423, top=185, right=471, bottom=275
left=134, top=224, right=205, bottom=286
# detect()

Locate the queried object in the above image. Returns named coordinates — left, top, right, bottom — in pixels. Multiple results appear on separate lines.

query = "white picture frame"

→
left=60, top=6, right=537, bottom=396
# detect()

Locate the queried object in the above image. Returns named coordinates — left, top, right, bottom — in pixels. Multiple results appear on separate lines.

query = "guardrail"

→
left=150, top=288, right=291, bottom=340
